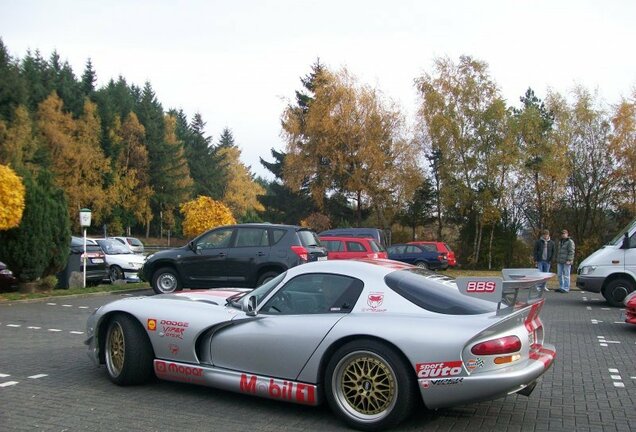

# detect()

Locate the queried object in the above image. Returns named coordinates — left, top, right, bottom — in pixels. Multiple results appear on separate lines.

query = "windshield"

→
left=227, top=272, right=287, bottom=310
left=96, top=239, right=132, bottom=255
left=298, top=230, right=321, bottom=248
left=609, top=218, right=636, bottom=246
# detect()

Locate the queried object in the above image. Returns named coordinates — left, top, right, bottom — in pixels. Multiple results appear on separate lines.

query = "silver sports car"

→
left=85, top=260, right=556, bottom=431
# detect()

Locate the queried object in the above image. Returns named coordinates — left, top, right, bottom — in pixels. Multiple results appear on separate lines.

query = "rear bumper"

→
left=419, top=343, right=556, bottom=409
left=576, top=276, right=604, bottom=293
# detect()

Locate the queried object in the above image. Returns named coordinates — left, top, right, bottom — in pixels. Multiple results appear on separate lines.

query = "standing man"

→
left=533, top=229, right=555, bottom=291
left=556, top=229, right=575, bottom=293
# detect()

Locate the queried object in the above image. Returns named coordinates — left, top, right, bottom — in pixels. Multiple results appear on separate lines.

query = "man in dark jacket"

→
left=556, top=229, right=575, bottom=293
left=533, top=229, right=555, bottom=291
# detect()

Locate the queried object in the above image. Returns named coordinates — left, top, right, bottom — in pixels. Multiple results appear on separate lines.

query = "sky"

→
left=1, top=0, right=635, bottom=179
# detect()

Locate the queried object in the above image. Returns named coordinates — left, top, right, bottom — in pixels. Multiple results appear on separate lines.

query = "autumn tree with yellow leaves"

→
left=180, top=196, right=236, bottom=238
left=0, top=164, right=25, bottom=230
left=282, top=63, right=421, bottom=227
left=217, top=128, right=265, bottom=219
left=37, top=94, right=110, bottom=231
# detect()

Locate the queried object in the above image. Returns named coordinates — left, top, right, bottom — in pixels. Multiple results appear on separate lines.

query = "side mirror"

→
left=623, top=233, right=631, bottom=249
left=246, top=295, right=257, bottom=316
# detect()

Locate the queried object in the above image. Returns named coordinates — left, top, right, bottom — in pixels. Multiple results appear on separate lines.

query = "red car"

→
left=319, top=236, right=388, bottom=260
left=409, top=241, right=457, bottom=267
left=625, top=291, right=636, bottom=325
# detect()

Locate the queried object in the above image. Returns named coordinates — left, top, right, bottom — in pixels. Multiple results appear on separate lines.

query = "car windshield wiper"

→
left=225, top=292, right=246, bottom=308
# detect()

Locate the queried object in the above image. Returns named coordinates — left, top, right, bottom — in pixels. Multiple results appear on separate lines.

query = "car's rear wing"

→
left=456, top=268, right=554, bottom=310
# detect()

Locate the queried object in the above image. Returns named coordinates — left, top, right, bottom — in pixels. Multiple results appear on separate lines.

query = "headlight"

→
left=0, top=269, right=12, bottom=276
left=145, top=254, right=154, bottom=261
left=579, top=266, right=597, bottom=275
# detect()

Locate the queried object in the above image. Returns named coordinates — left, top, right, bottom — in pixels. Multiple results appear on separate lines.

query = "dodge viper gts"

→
left=85, top=260, right=555, bottom=431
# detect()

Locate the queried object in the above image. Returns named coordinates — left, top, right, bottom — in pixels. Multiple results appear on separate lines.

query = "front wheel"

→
left=325, top=339, right=418, bottom=431
left=105, top=314, right=154, bottom=385
left=151, top=267, right=182, bottom=294
left=603, top=278, right=634, bottom=307
left=109, top=265, right=124, bottom=283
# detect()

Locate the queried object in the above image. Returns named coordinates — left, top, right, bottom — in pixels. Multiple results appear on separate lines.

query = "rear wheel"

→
left=151, top=267, right=182, bottom=294
left=325, top=339, right=418, bottom=431
left=256, top=271, right=279, bottom=286
left=105, top=314, right=154, bottom=385
left=109, top=265, right=124, bottom=283
left=603, top=278, right=634, bottom=307
left=414, top=261, right=429, bottom=270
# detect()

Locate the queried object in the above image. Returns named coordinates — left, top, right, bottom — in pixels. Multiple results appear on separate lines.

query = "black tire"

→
left=109, top=265, right=124, bottom=283
left=325, top=339, right=418, bottom=431
left=414, top=261, right=429, bottom=270
left=603, top=278, right=634, bottom=307
left=104, top=314, right=154, bottom=385
left=151, top=267, right=182, bottom=294
left=256, top=271, right=279, bottom=286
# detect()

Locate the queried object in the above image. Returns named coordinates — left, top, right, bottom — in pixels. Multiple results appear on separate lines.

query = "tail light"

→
left=291, top=245, right=308, bottom=262
left=367, top=253, right=379, bottom=259
left=471, top=335, right=521, bottom=355
left=438, top=254, right=446, bottom=261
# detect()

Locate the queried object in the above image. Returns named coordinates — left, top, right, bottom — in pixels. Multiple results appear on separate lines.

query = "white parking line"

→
left=598, top=336, right=605, bottom=339
left=611, top=375, right=622, bottom=380
left=586, top=306, right=592, bottom=310
left=614, top=382, right=625, bottom=388
left=69, top=331, right=84, bottom=335
left=28, top=374, right=48, bottom=379
left=600, top=343, right=608, bottom=347
left=47, top=329, right=62, bottom=332
left=6, top=324, right=21, bottom=328
left=47, top=303, right=56, bottom=306
left=78, top=306, right=89, bottom=309
left=609, top=368, right=619, bottom=373
left=62, top=304, right=73, bottom=307
left=601, top=308, right=611, bottom=310
left=27, top=326, right=41, bottom=329
left=591, top=319, right=603, bottom=324
left=0, top=381, right=19, bottom=387
left=0, top=373, right=10, bottom=378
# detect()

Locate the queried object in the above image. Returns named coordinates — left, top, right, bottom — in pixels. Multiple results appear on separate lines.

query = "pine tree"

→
left=0, top=170, right=70, bottom=282
left=0, top=38, right=27, bottom=122
left=81, top=58, right=97, bottom=98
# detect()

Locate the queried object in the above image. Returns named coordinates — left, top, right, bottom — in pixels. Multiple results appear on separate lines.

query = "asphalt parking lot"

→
left=0, top=288, right=634, bottom=431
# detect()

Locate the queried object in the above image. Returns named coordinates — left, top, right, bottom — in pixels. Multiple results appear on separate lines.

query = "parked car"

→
left=87, top=260, right=555, bottom=431
left=320, top=236, right=387, bottom=260
left=387, top=243, right=448, bottom=270
left=319, top=228, right=389, bottom=249
left=141, top=223, right=328, bottom=294
left=90, top=238, right=146, bottom=283
left=409, top=241, right=457, bottom=267
left=110, top=236, right=145, bottom=254
left=577, top=218, right=636, bottom=306
left=57, top=236, right=108, bottom=288
left=0, top=261, right=18, bottom=292
left=624, top=291, right=636, bottom=325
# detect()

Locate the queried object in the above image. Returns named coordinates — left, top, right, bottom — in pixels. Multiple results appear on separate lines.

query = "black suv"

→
left=141, top=224, right=328, bottom=294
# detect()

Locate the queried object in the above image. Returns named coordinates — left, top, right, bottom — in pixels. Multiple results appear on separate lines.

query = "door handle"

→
left=217, top=252, right=226, bottom=257
left=256, top=252, right=265, bottom=256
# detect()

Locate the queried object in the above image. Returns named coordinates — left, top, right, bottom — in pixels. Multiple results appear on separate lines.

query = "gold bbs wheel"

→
left=106, top=321, right=125, bottom=378
left=326, top=340, right=417, bottom=430
left=333, top=351, right=398, bottom=421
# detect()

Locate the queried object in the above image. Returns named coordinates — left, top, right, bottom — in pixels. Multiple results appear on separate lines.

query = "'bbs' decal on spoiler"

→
left=457, top=270, right=555, bottom=306
left=455, top=277, right=503, bottom=303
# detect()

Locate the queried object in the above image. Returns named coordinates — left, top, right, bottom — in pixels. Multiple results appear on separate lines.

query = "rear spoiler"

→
left=456, top=268, right=554, bottom=310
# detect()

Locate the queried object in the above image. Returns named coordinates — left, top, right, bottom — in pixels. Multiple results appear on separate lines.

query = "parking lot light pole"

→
left=79, top=209, right=92, bottom=288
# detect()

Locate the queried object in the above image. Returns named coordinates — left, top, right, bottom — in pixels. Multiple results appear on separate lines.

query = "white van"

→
left=577, top=219, right=636, bottom=306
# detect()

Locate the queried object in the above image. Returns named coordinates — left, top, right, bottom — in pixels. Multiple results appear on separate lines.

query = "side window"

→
left=346, top=241, right=366, bottom=252
left=406, top=245, right=420, bottom=253
left=197, top=229, right=234, bottom=250
left=272, top=229, right=287, bottom=245
left=235, top=228, right=269, bottom=247
left=323, top=240, right=343, bottom=252
left=261, top=273, right=364, bottom=315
